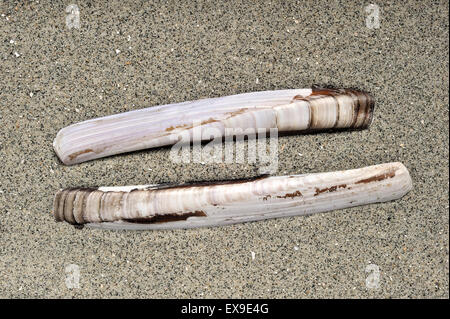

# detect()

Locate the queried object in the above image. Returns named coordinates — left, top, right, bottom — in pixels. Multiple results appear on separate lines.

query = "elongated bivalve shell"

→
left=53, top=88, right=374, bottom=165
left=53, top=162, right=411, bottom=230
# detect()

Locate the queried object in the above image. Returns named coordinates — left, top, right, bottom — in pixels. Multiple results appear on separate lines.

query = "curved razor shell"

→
left=54, top=88, right=374, bottom=165
left=53, top=162, right=412, bottom=230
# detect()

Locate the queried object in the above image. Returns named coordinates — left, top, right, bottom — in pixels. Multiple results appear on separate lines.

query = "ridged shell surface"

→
left=53, top=88, right=374, bottom=165
left=53, top=162, right=411, bottom=230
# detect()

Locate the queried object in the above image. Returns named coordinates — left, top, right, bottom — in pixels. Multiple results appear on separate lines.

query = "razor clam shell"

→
left=53, top=162, right=412, bottom=230
left=53, top=88, right=374, bottom=165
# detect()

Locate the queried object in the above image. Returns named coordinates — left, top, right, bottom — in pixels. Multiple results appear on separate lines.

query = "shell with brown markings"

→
left=53, top=88, right=374, bottom=165
left=53, top=162, right=412, bottom=230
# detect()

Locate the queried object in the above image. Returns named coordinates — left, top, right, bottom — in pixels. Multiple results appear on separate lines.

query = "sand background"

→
left=0, top=0, right=448, bottom=298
